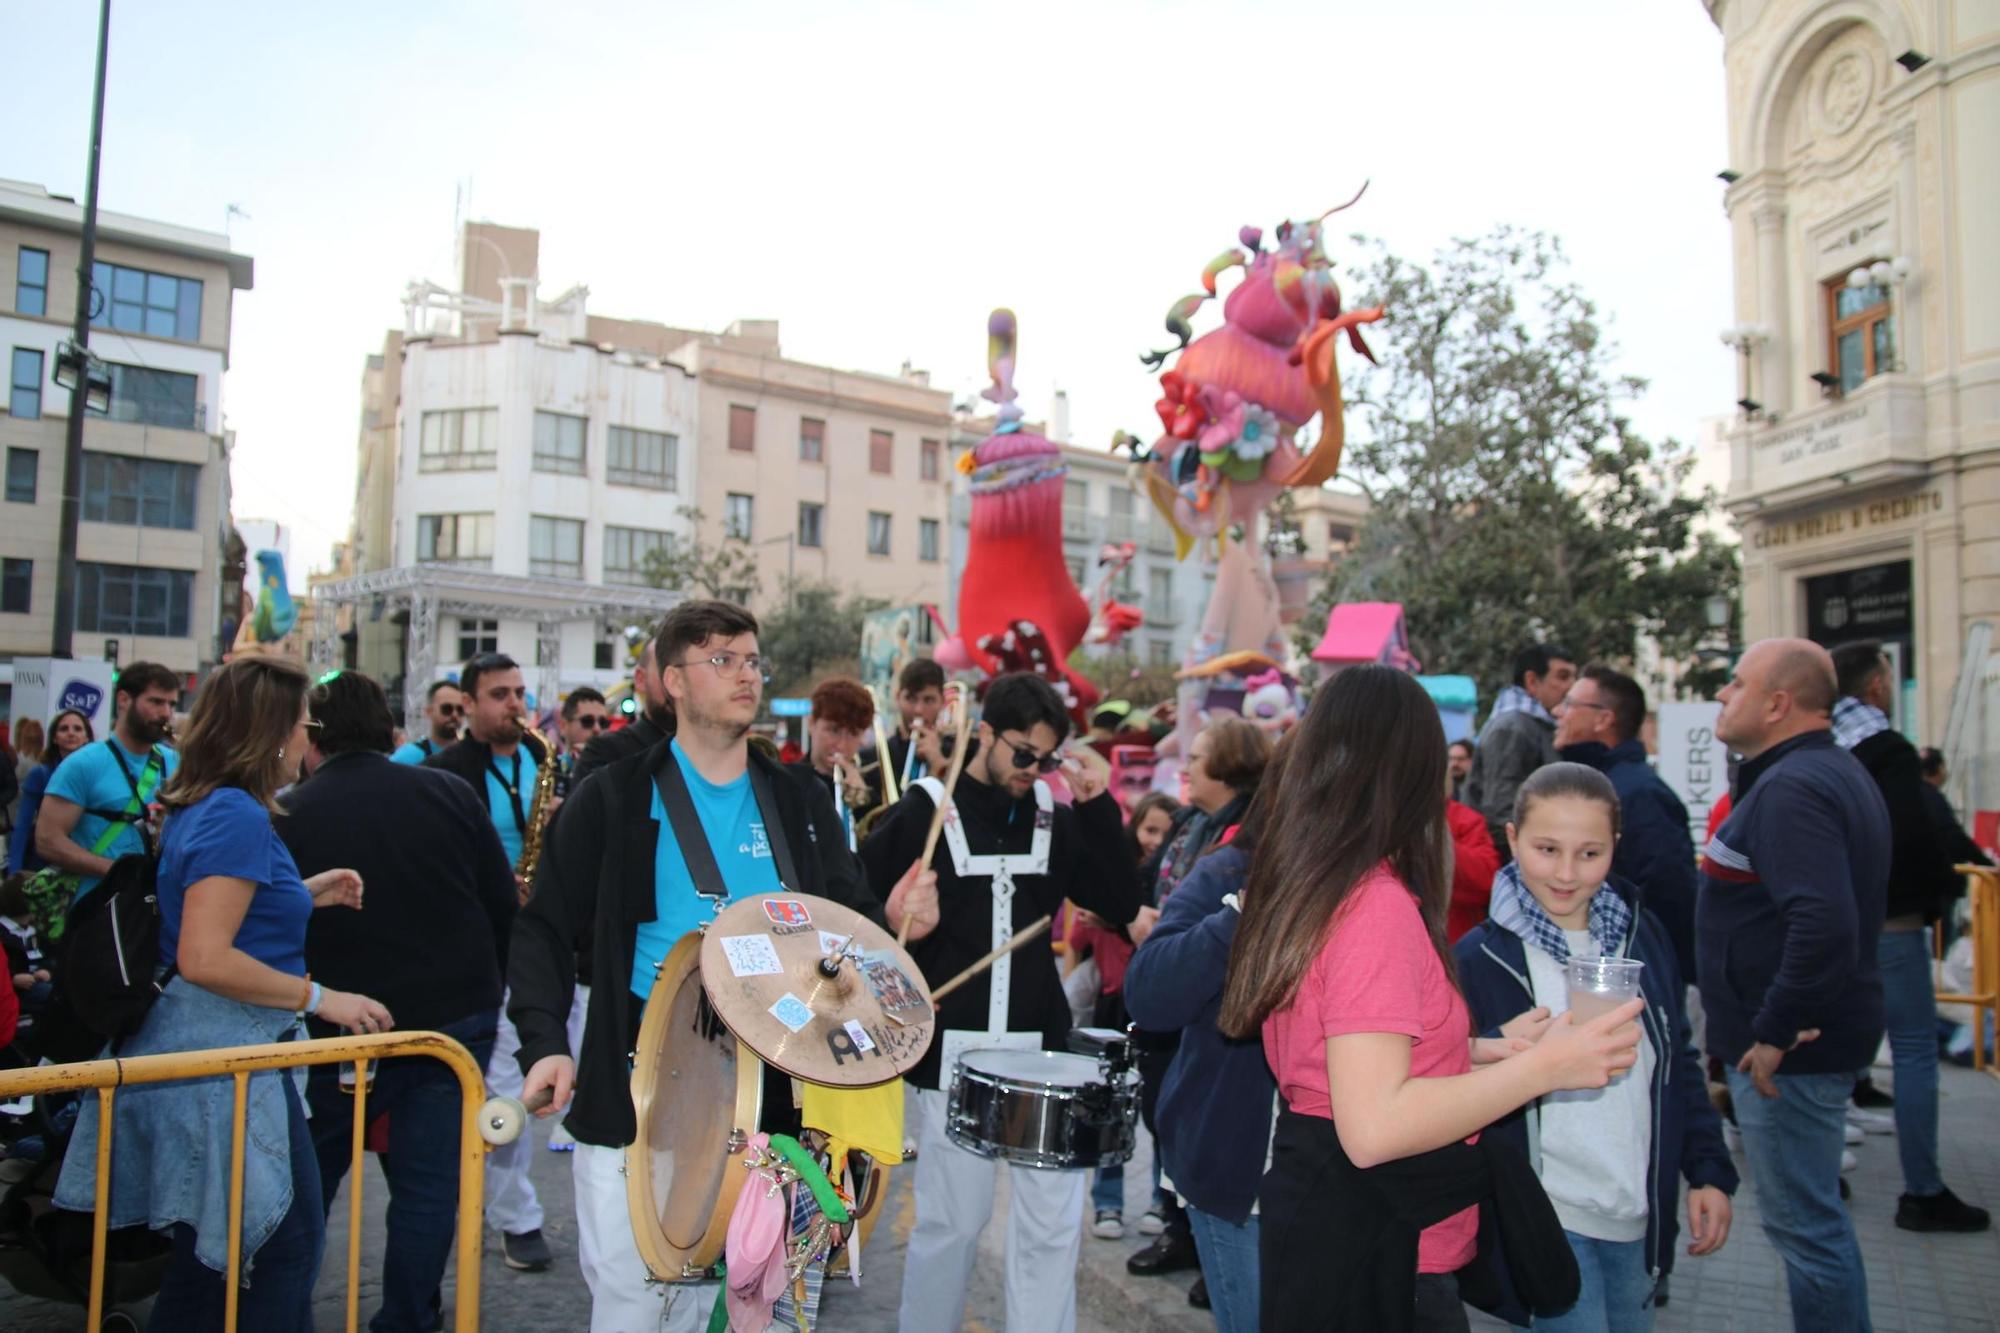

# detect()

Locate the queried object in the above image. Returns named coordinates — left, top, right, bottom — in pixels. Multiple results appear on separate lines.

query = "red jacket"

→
left=1446, top=799, right=1502, bottom=943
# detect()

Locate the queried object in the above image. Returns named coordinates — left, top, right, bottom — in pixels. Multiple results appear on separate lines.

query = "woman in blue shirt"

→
left=8, top=708, right=93, bottom=875
left=56, top=656, right=392, bottom=1331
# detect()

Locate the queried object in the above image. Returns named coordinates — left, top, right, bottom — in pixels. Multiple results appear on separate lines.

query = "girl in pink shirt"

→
left=1220, top=667, right=1643, bottom=1333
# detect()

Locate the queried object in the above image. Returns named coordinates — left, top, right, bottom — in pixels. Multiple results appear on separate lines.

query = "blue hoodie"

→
left=1121, top=844, right=1274, bottom=1224
left=1455, top=882, right=1736, bottom=1319
left=1559, top=738, right=1697, bottom=983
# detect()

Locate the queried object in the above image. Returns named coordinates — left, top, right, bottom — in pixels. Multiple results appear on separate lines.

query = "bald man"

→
left=1699, top=638, right=1891, bottom=1330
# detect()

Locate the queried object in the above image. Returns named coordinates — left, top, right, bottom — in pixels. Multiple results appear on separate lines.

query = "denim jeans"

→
left=308, top=1012, right=498, bottom=1333
left=1524, top=1232, right=1653, bottom=1332
left=1725, top=1067, right=1874, bottom=1333
left=1091, top=1149, right=1164, bottom=1214
left=149, top=1075, right=324, bottom=1332
left=1186, top=1204, right=1259, bottom=1333
left=1878, top=926, right=1943, bottom=1197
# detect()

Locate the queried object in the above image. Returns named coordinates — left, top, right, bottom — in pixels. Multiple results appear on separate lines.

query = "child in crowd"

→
left=1455, top=763, right=1737, bottom=1331
left=0, top=873, right=50, bottom=1032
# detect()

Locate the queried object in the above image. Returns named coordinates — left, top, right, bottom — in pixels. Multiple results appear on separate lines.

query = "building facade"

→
left=1712, top=1, right=2000, bottom=754
left=0, top=179, right=253, bottom=702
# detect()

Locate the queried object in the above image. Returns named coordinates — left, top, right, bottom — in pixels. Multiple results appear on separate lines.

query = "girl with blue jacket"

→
left=1454, top=763, right=1738, bottom=1331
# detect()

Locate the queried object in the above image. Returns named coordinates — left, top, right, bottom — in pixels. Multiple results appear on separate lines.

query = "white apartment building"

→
left=0, top=179, right=253, bottom=703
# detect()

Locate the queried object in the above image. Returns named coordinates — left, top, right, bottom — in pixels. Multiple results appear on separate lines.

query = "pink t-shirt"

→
left=1261, top=864, right=1479, bottom=1274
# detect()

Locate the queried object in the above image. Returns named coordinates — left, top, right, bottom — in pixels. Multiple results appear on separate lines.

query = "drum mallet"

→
left=898, top=682, right=973, bottom=949
left=931, top=914, right=1053, bottom=1001
left=479, top=1085, right=556, bottom=1146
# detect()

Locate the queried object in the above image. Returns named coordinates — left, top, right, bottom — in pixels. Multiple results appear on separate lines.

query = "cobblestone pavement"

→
left=4, top=1062, right=1997, bottom=1330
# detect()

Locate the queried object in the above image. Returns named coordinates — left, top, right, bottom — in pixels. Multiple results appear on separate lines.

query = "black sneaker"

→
left=503, top=1228, right=553, bottom=1271
left=1897, top=1187, right=1992, bottom=1233
left=1188, top=1275, right=1211, bottom=1309
left=1851, top=1079, right=1895, bottom=1110
left=1654, top=1275, right=1669, bottom=1307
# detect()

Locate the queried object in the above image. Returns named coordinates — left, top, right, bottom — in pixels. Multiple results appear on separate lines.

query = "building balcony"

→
left=1062, top=509, right=1096, bottom=543
left=1105, top=512, right=1138, bottom=544
left=1144, top=596, right=1180, bottom=627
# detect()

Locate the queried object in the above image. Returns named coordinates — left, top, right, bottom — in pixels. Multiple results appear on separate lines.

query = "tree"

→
left=1301, top=227, right=1739, bottom=707
left=642, top=505, right=761, bottom=604
left=757, top=577, right=888, bottom=698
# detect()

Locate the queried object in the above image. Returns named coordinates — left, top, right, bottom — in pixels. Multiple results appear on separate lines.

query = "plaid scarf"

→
left=1831, top=697, right=1891, bottom=750
left=1486, top=684, right=1556, bottom=730
left=1488, top=861, right=1633, bottom=964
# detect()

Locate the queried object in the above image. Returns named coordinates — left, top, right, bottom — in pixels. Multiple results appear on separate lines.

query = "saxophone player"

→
left=421, top=651, right=558, bottom=1275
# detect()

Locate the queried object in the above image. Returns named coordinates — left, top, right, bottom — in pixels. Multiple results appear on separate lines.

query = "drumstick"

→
left=931, top=914, right=1053, bottom=1001
left=899, top=684, right=972, bottom=948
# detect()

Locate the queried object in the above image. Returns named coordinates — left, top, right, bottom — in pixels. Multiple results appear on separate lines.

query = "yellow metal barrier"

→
left=0, top=1030, right=489, bottom=1332
left=1937, top=865, right=2000, bottom=1076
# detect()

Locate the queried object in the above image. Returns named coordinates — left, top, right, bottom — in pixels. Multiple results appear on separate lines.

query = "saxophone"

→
left=516, top=731, right=561, bottom=885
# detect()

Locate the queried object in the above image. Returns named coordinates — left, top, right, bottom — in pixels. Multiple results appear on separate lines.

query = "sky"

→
left=3, top=1, right=1736, bottom=583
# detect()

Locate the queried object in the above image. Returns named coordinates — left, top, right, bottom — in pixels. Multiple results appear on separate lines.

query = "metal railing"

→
left=1938, top=866, right=2000, bottom=1077
left=0, top=1030, right=489, bottom=1332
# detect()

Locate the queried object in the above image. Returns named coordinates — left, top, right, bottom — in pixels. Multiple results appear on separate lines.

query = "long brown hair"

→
left=43, top=709, right=96, bottom=770
left=1218, top=666, right=1451, bottom=1038
left=159, top=656, right=311, bottom=814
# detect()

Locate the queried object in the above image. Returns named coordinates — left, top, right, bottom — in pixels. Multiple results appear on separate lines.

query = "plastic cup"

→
left=1566, top=956, right=1644, bottom=1024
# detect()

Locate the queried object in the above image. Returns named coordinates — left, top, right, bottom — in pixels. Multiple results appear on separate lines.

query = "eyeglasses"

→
left=574, top=715, right=607, bottom=730
left=435, top=703, right=463, bottom=717
left=999, top=731, right=1064, bottom=773
left=673, top=651, right=772, bottom=685
left=1557, top=697, right=1614, bottom=714
left=303, top=719, right=323, bottom=734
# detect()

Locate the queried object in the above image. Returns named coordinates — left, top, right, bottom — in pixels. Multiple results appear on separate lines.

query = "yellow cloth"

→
left=800, top=1078, right=905, bottom=1167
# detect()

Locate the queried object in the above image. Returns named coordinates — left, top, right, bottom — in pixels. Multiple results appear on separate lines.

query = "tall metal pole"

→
left=50, top=0, right=113, bottom=659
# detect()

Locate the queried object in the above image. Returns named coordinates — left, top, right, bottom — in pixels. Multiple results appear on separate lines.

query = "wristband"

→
left=306, top=982, right=323, bottom=1015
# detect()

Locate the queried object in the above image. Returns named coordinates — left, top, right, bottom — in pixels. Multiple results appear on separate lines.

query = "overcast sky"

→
left=5, top=1, right=1735, bottom=580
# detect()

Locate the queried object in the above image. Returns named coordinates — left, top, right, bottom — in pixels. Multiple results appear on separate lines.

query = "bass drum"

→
left=625, top=931, right=764, bottom=1282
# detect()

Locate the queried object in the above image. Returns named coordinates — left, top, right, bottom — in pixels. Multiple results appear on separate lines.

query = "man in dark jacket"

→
left=282, top=669, right=518, bottom=1333
left=1699, top=638, right=1889, bottom=1329
left=1920, top=747, right=1993, bottom=869
left=509, top=600, right=936, bottom=1332
left=571, top=635, right=674, bottom=790
left=1463, top=644, right=1575, bottom=854
left=1555, top=665, right=1698, bottom=980
left=1830, top=642, right=1989, bottom=1232
left=420, top=651, right=555, bottom=1271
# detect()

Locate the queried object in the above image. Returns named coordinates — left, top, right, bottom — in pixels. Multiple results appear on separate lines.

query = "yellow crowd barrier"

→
left=0, top=1030, right=489, bottom=1332
left=1937, top=865, right=2000, bottom=1077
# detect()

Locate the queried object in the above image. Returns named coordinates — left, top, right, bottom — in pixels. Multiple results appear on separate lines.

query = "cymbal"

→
left=699, top=893, right=936, bottom=1087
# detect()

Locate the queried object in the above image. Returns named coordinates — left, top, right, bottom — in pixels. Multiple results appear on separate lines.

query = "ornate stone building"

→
left=1709, top=0, right=1999, bottom=758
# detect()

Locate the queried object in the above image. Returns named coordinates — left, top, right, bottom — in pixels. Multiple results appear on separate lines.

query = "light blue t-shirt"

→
left=44, top=738, right=179, bottom=898
left=630, top=740, right=782, bottom=998
left=482, top=747, right=539, bottom=866
left=389, top=740, right=434, bottom=766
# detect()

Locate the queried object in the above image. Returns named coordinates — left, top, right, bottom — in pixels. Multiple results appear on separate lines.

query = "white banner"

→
left=11, top=657, right=118, bottom=736
left=1655, top=701, right=1728, bottom=844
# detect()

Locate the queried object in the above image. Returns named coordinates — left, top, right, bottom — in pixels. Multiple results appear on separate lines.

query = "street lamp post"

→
left=49, top=0, right=114, bottom=660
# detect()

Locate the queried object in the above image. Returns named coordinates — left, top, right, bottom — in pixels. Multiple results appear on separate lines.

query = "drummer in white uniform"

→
left=858, top=671, right=1143, bottom=1333
left=508, top=598, right=940, bottom=1333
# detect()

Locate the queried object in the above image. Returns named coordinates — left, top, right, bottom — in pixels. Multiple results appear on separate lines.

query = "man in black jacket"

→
left=571, top=634, right=674, bottom=790
left=1920, top=747, right=1993, bottom=869
left=509, top=599, right=937, bottom=1333
left=1830, top=642, right=1989, bottom=1233
left=281, top=669, right=518, bottom=1333
left=421, top=651, right=556, bottom=1271
left=861, top=672, right=1142, bottom=1333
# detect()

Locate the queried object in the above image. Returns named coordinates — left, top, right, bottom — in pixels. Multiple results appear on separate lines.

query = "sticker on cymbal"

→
left=843, top=1020, right=875, bottom=1053
left=818, top=931, right=850, bottom=957
left=769, top=992, right=814, bottom=1034
left=763, top=899, right=814, bottom=935
left=720, top=933, right=784, bottom=978
left=860, top=950, right=930, bottom=1027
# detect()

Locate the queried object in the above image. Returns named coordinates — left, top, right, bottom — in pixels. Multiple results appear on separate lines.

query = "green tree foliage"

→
left=1301, top=228, right=1738, bottom=706
left=642, top=506, right=762, bottom=604
left=757, top=577, right=889, bottom=698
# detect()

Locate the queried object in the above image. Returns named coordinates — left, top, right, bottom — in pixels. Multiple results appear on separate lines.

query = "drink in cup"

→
left=1566, top=956, right=1644, bottom=1024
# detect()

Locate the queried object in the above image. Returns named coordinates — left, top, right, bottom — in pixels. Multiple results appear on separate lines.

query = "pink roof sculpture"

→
left=1310, top=602, right=1421, bottom=674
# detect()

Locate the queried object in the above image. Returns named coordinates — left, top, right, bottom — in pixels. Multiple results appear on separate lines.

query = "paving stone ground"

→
left=4, top=1061, right=1996, bottom=1330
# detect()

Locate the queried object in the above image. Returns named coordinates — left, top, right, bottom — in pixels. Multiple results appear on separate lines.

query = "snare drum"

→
left=945, top=1048, right=1139, bottom=1170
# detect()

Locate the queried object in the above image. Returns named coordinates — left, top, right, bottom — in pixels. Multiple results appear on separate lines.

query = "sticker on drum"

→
left=718, top=934, right=784, bottom=977
left=860, top=950, right=931, bottom=1026
left=762, top=899, right=814, bottom=933
left=768, top=992, right=814, bottom=1033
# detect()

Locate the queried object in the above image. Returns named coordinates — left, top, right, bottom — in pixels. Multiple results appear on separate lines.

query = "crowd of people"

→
left=0, top=612, right=1991, bottom=1333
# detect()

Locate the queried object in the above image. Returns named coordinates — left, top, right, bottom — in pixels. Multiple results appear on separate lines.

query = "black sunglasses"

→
left=573, top=715, right=607, bottom=730
left=1000, top=732, right=1063, bottom=773
left=435, top=702, right=463, bottom=716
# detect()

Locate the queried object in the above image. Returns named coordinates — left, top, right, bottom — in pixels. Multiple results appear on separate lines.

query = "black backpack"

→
left=41, top=853, right=173, bottom=1062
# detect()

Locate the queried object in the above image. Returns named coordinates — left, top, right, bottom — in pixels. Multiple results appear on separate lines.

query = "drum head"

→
left=698, top=893, right=936, bottom=1086
left=627, top=932, right=762, bottom=1281
left=961, top=1049, right=1101, bottom=1087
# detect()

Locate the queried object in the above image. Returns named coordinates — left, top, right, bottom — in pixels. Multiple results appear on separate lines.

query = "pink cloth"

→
left=725, top=1134, right=791, bottom=1330
left=1261, top=864, right=1479, bottom=1274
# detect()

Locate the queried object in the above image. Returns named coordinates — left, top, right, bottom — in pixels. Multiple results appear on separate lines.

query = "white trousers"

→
left=573, top=1142, right=732, bottom=1333
left=896, top=1086, right=1086, bottom=1333
left=484, top=996, right=543, bottom=1234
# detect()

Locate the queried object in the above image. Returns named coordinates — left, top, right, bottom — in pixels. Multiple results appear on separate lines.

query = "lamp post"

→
left=1718, top=323, right=1773, bottom=419
left=49, top=0, right=114, bottom=660
left=1847, top=257, right=1914, bottom=372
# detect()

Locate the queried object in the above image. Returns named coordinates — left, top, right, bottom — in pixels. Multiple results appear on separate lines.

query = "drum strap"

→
left=652, top=753, right=802, bottom=908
